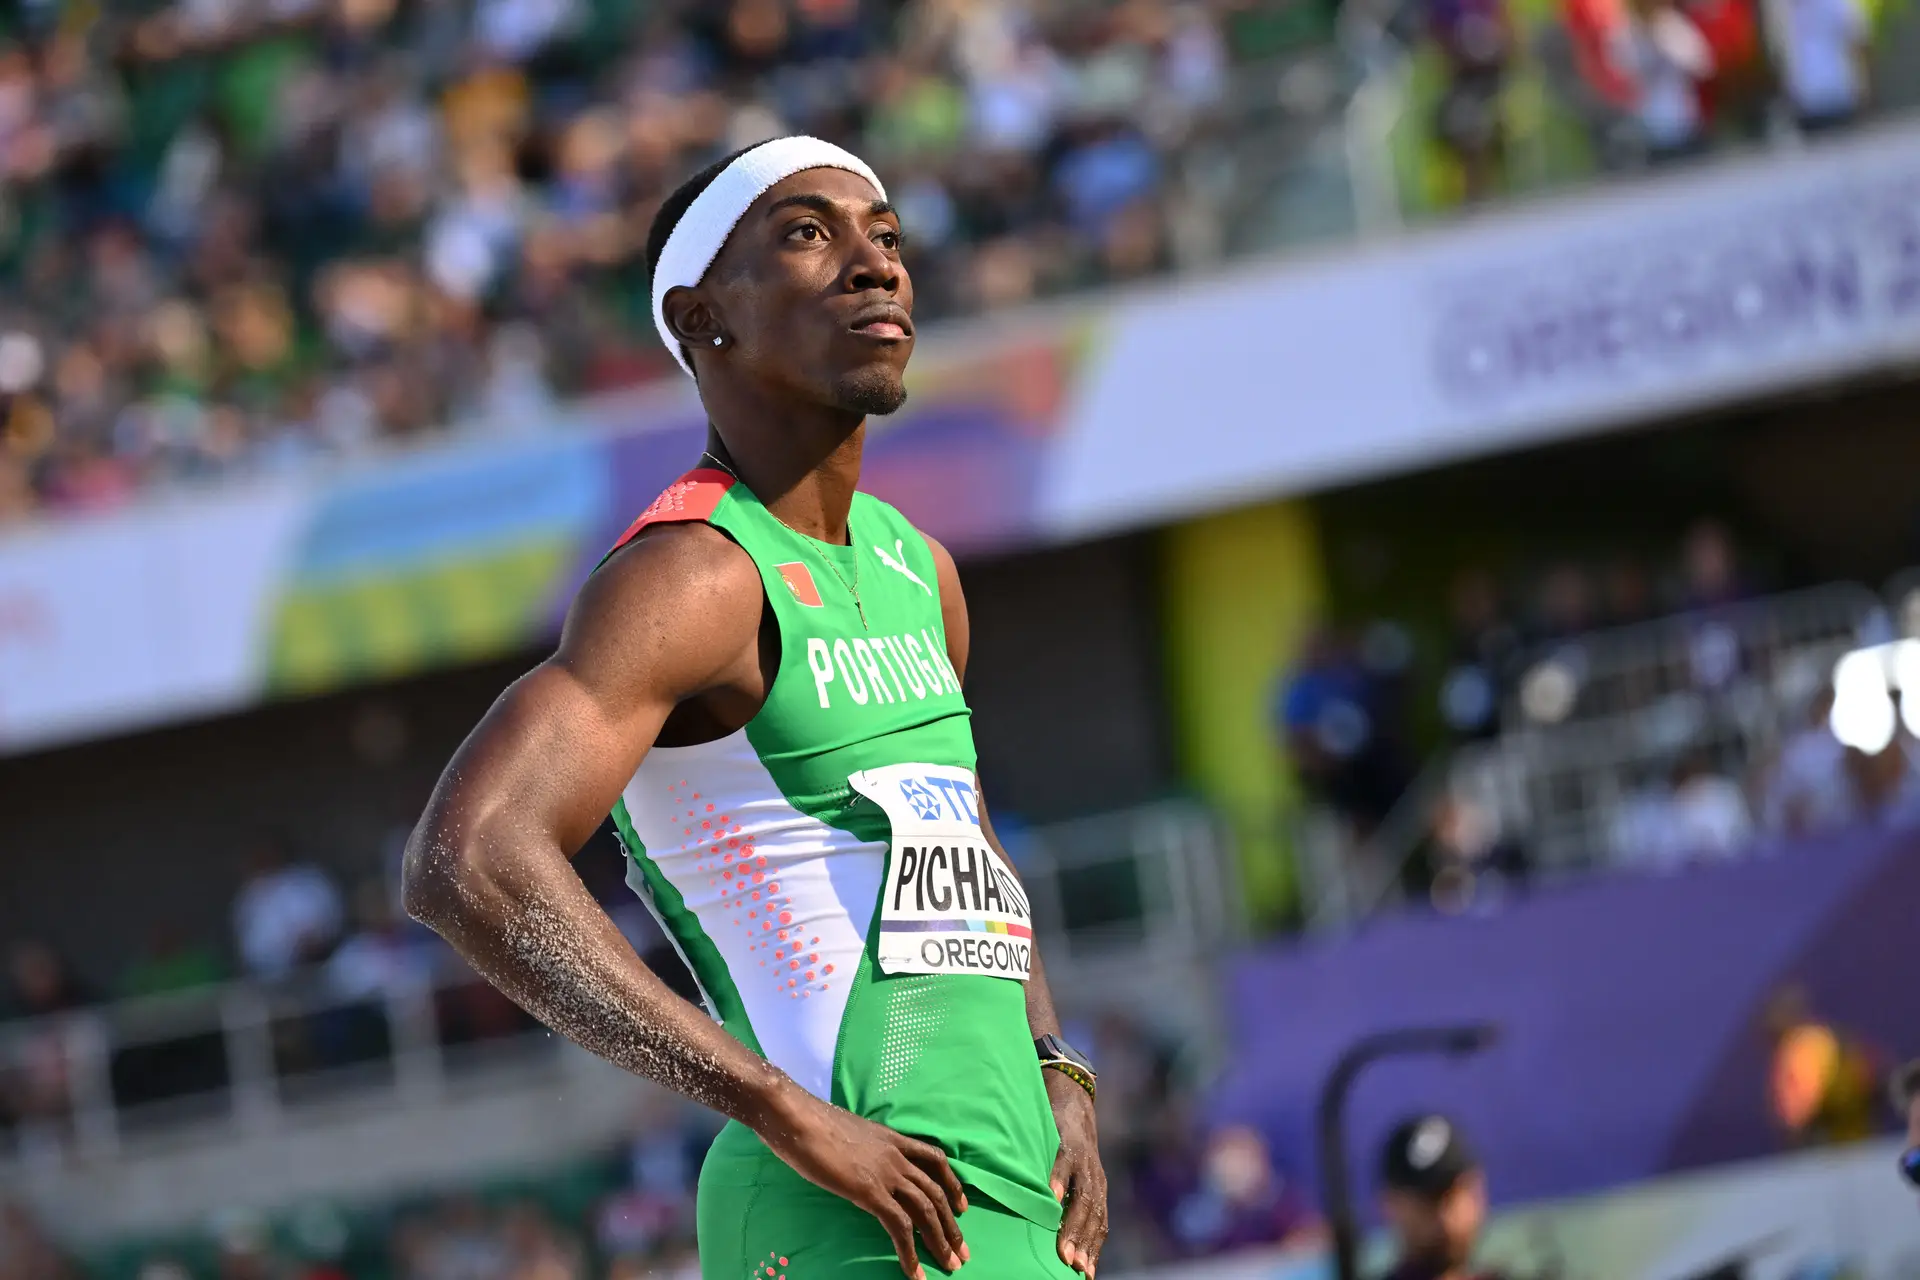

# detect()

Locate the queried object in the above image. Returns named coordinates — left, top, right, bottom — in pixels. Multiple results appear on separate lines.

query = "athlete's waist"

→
left=704, top=1116, right=1064, bottom=1232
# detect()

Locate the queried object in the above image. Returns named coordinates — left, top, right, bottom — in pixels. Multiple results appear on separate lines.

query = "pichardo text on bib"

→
left=849, top=763, right=1033, bottom=980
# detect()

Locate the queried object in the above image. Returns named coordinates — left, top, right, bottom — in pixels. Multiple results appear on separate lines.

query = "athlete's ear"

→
left=662, top=286, right=726, bottom=352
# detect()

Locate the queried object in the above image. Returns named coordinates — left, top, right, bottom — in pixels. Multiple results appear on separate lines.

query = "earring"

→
left=711, top=336, right=724, bottom=347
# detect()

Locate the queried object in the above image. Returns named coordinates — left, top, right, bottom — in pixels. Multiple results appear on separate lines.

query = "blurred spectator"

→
left=1843, top=731, right=1920, bottom=827
left=1053, top=120, right=1166, bottom=280
left=1378, top=1115, right=1500, bottom=1280
left=594, top=1091, right=717, bottom=1268
left=1427, top=0, right=1518, bottom=201
left=228, top=1201, right=353, bottom=1280
left=1130, top=1097, right=1206, bottom=1257
left=1600, top=556, right=1654, bottom=628
left=0, top=1201, right=76, bottom=1280
left=1, top=943, right=86, bottom=1024
left=1438, top=568, right=1518, bottom=743
left=1676, top=524, right=1750, bottom=698
left=1610, top=748, right=1752, bottom=870
left=1893, top=1059, right=1920, bottom=1162
left=1560, top=0, right=1641, bottom=161
left=213, top=1215, right=285, bottom=1280
left=1532, top=562, right=1597, bottom=644
left=1664, top=747, right=1754, bottom=858
left=403, top=1196, right=511, bottom=1280
left=233, top=839, right=345, bottom=981
left=1679, top=519, right=1747, bottom=611
left=628, top=1244, right=701, bottom=1279
left=1073, top=1013, right=1186, bottom=1269
left=119, top=923, right=225, bottom=999
left=311, top=878, right=437, bottom=1070
left=1, top=941, right=89, bottom=1149
left=1615, top=0, right=1717, bottom=163
left=1359, top=619, right=1419, bottom=753
left=498, top=1203, right=584, bottom=1280
left=1767, top=0, right=1872, bottom=131
left=1168, top=1125, right=1317, bottom=1258
left=1686, top=0, right=1765, bottom=135
left=1422, top=792, right=1529, bottom=912
left=1516, top=564, right=1596, bottom=725
left=326, top=879, right=433, bottom=1005
left=1761, top=685, right=1855, bottom=836
left=1277, top=627, right=1413, bottom=838
left=1765, top=985, right=1885, bottom=1148
left=1610, top=760, right=1680, bottom=867
left=1084, top=1013, right=1179, bottom=1166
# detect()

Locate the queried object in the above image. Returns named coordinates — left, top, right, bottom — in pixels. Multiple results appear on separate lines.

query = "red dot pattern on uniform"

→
left=663, top=784, right=832, bottom=1001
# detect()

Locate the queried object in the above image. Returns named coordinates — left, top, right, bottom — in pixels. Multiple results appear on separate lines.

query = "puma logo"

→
left=873, top=539, right=932, bottom=596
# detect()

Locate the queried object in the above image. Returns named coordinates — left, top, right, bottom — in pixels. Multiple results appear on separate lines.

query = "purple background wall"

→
left=1211, top=825, right=1920, bottom=1210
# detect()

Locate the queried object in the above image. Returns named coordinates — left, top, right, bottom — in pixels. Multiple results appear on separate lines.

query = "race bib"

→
left=849, top=763, right=1033, bottom=981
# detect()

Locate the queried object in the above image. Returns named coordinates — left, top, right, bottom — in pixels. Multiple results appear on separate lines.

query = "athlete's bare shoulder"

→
left=556, top=520, right=764, bottom=709
left=919, top=529, right=961, bottom=595
left=917, top=529, right=970, bottom=681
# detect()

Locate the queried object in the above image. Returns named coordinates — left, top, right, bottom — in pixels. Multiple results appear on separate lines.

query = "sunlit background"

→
left=4, top=0, right=1920, bottom=1277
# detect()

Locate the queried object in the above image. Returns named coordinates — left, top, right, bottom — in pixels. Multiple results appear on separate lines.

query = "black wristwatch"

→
left=1035, top=1034, right=1097, bottom=1102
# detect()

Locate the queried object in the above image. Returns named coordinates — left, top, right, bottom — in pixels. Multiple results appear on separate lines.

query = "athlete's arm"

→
left=927, top=533, right=1111, bottom=1279
left=404, top=524, right=969, bottom=1280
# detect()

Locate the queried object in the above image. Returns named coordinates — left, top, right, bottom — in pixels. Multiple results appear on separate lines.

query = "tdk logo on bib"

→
left=898, top=775, right=977, bottom=824
left=850, top=763, right=1034, bottom=983
left=898, top=778, right=945, bottom=821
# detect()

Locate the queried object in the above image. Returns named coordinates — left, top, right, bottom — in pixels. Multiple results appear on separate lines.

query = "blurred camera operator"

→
left=1894, top=1061, right=1920, bottom=1191
left=1378, top=1115, right=1503, bottom=1280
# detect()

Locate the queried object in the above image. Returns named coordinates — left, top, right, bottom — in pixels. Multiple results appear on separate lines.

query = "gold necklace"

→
left=700, top=450, right=868, bottom=629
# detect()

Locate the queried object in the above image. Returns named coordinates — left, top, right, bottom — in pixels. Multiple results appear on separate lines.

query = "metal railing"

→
left=1016, top=798, right=1242, bottom=968
left=1303, top=579, right=1905, bottom=925
left=1488, top=584, right=1888, bottom=868
left=0, top=801, right=1236, bottom=1175
left=1503, top=583, right=1886, bottom=733
left=0, top=958, right=560, bottom=1172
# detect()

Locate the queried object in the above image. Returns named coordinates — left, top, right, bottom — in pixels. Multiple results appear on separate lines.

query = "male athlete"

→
left=402, top=136, right=1108, bottom=1279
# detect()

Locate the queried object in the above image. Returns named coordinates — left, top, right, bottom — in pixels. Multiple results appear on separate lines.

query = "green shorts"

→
left=697, top=1122, right=1078, bottom=1280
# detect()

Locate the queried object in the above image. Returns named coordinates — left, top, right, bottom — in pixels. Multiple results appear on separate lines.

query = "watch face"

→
left=1040, top=1035, right=1093, bottom=1073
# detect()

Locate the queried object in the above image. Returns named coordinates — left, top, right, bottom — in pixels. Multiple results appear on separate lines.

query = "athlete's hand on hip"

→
left=1046, top=1072, right=1109, bottom=1278
left=756, top=1086, right=970, bottom=1278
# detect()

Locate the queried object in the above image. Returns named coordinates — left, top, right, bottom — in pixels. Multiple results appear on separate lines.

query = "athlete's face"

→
left=683, top=166, right=913, bottom=416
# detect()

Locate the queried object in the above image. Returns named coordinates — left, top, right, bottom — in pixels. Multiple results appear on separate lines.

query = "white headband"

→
left=651, top=136, right=888, bottom=379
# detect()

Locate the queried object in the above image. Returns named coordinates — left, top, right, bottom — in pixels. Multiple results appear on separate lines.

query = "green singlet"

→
left=604, top=467, right=1074, bottom=1279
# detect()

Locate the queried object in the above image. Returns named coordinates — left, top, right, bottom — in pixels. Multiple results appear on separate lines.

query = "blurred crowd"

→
left=1, top=818, right=1327, bottom=1275
left=1376, top=0, right=1898, bottom=207
left=1278, top=519, right=1920, bottom=911
left=1276, top=522, right=1763, bottom=841
left=0, top=984, right=1327, bottom=1277
left=0, top=0, right=1909, bottom=522
left=0, top=0, right=1253, bottom=522
left=0, top=826, right=611, bottom=1160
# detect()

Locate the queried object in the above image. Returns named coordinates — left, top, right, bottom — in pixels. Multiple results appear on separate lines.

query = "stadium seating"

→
left=3, top=0, right=1916, bottom=522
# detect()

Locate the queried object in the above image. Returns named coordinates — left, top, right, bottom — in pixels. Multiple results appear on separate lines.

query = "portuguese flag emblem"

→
left=776, top=562, right=824, bottom=608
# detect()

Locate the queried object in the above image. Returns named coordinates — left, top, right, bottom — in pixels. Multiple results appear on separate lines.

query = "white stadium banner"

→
left=0, top=482, right=307, bottom=753
left=1043, top=119, right=1920, bottom=538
